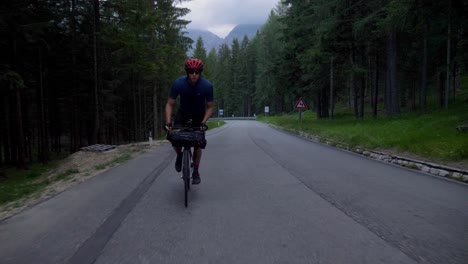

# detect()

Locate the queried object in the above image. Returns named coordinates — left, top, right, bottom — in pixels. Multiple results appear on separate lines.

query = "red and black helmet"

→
left=185, top=58, right=204, bottom=71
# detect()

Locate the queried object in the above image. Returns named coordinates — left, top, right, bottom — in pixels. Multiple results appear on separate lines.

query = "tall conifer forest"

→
left=1, top=0, right=467, bottom=169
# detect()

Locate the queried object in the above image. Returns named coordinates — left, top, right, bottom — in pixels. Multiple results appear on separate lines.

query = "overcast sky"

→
left=177, top=0, right=279, bottom=38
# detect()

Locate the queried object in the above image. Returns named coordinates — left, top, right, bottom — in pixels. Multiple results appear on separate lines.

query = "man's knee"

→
left=194, top=147, right=201, bottom=152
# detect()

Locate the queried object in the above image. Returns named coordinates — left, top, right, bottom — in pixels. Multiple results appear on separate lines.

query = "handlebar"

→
left=167, top=119, right=207, bottom=132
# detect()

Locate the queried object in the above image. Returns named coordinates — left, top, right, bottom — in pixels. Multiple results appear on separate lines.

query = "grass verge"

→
left=95, top=154, right=131, bottom=170
left=259, top=101, right=468, bottom=162
left=0, top=163, right=60, bottom=206
left=207, top=120, right=226, bottom=129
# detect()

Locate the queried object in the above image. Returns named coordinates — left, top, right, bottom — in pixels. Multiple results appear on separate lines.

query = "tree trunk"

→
left=38, top=47, right=49, bottom=164
left=91, top=0, right=100, bottom=144
left=410, top=78, right=416, bottom=110
left=348, top=52, right=353, bottom=109
left=316, top=87, right=329, bottom=119
left=159, top=86, right=165, bottom=137
left=70, top=0, right=80, bottom=152
left=2, top=94, right=11, bottom=165
left=14, top=82, right=26, bottom=169
left=329, top=56, right=334, bottom=120
left=439, top=72, right=445, bottom=107
left=153, top=80, right=159, bottom=139
left=360, top=73, right=365, bottom=119
left=359, top=48, right=365, bottom=119
left=372, top=52, right=379, bottom=117
left=143, top=78, right=148, bottom=141
left=132, top=72, right=137, bottom=141
left=10, top=33, right=26, bottom=169
left=0, top=101, right=3, bottom=165
left=445, top=9, right=451, bottom=109
left=385, top=30, right=399, bottom=116
left=420, top=24, right=428, bottom=113
left=137, top=75, right=143, bottom=140
left=352, top=49, right=359, bottom=118
left=453, top=62, right=460, bottom=99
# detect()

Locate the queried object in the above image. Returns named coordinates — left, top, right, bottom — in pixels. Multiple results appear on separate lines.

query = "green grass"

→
left=95, top=154, right=131, bottom=170
left=56, top=169, right=80, bottom=181
left=0, top=152, right=134, bottom=207
left=0, top=163, right=59, bottom=206
left=0, top=156, right=82, bottom=206
left=259, top=101, right=468, bottom=162
left=207, top=120, right=226, bottom=129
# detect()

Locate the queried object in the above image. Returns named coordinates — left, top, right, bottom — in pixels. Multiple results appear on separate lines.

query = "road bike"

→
left=167, top=120, right=206, bottom=207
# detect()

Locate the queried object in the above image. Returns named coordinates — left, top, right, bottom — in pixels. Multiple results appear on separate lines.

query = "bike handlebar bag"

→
left=167, top=131, right=207, bottom=149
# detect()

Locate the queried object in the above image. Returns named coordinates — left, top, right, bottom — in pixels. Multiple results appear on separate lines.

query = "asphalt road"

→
left=1, top=121, right=467, bottom=264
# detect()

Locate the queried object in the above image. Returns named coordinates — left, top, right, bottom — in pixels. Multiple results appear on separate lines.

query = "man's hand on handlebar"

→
left=200, top=122, right=208, bottom=132
left=165, top=122, right=172, bottom=131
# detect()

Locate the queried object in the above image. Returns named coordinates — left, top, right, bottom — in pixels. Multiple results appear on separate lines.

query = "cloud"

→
left=178, top=0, right=278, bottom=38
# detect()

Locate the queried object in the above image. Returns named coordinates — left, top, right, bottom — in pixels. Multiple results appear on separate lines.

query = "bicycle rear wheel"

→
left=182, top=148, right=191, bottom=207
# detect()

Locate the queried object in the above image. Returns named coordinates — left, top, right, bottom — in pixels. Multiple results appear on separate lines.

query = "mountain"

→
left=186, top=29, right=223, bottom=53
left=224, top=24, right=263, bottom=45
left=186, top=24, right=263, bottom=54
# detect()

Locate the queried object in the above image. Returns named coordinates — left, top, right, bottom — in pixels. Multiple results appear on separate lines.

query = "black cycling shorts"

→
left=173, top=110, right=204, bottom=128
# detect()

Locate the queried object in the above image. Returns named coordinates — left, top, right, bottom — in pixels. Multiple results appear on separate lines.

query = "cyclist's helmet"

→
left=185, top=58, right=204, bottom=71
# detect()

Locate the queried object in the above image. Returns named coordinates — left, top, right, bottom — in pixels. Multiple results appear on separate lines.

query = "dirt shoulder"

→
left=0, top=141, right=168, bottom=221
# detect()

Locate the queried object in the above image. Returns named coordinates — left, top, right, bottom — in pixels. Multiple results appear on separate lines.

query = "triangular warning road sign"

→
left=294, top=97, right=308, bottom=109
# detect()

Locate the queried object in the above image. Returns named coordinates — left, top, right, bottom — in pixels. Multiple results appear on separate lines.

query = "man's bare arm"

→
left=202, top=101, right=214, bottom=123
left=165, top=98, right=176, bottom=124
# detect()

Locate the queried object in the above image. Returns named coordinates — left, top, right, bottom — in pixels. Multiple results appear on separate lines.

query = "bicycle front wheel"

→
left=182, top=148, right=191, bottom=207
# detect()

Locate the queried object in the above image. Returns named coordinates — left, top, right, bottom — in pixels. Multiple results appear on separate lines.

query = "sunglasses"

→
left=187, top=70, right=201, bottom=75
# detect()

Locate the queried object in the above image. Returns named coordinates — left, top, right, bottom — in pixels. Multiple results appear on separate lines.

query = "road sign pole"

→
left=294, top=97, right=307, bottom=127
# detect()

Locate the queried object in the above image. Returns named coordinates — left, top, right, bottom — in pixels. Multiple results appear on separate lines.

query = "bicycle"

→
left=167, top=120, right=206, bottom=207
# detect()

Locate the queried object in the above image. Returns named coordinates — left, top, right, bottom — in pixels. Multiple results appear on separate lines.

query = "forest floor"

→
left=0, top=140, right=168, bottom=221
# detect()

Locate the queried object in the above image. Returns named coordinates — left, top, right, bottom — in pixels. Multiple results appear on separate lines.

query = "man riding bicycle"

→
left=165, top=58, right=214, bottom=184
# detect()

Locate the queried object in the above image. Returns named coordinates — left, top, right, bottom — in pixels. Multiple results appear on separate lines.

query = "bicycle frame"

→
left=167, top=119, right=205, bottom=207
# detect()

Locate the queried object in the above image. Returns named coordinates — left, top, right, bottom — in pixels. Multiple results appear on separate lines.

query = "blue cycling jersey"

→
left=169, top=76, right=214, bottom=115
